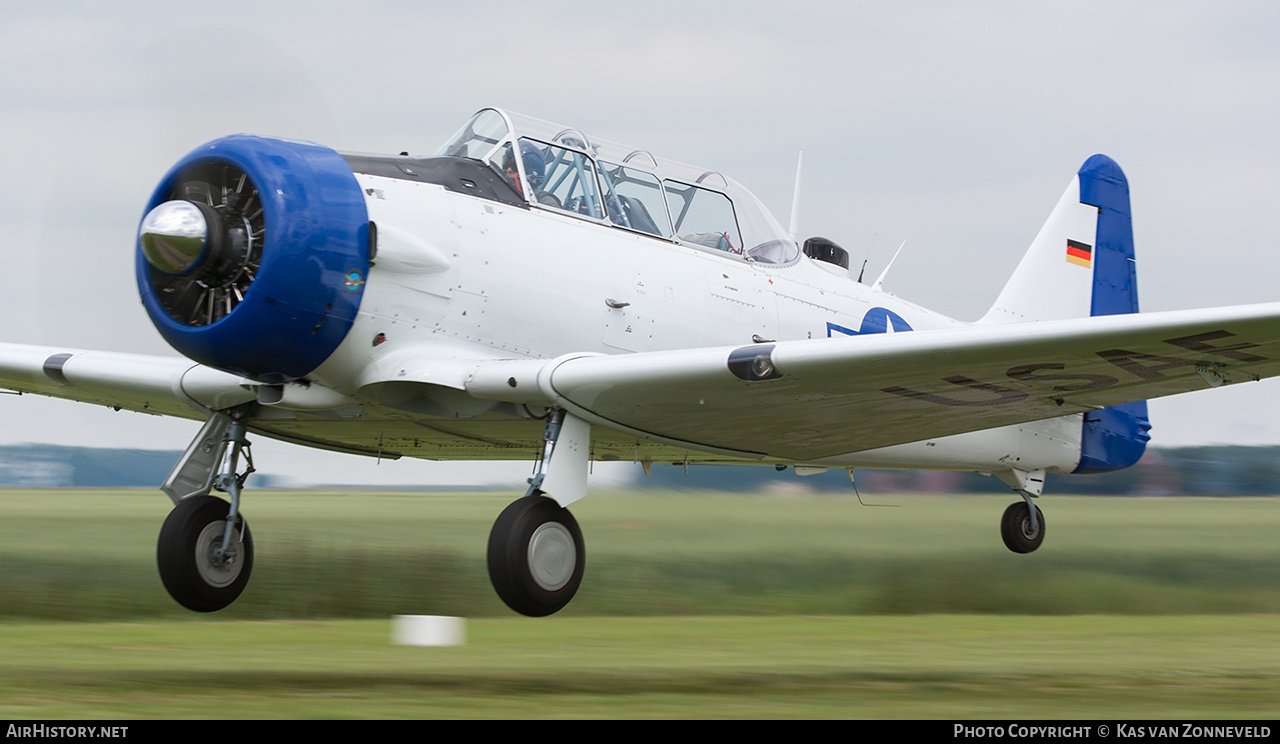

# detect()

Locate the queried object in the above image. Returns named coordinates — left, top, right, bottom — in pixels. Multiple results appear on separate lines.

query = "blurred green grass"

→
left=2, top=488, right=1279, bottom=620
left=1, top=615, right=1278, bottom=719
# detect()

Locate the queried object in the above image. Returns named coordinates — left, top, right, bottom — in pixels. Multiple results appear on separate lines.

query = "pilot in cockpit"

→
left=501, top=141, right=546, bottom=200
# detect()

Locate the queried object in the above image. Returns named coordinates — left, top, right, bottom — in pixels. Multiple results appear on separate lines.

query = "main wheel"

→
left=157, top=495, right=254, bottom=612
left=1000, top=501, right=1045, bottom=554
left=487, top=495, right=585, bottom=617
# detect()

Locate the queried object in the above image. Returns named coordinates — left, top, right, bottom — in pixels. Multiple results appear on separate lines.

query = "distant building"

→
left=0, top=445, right=180, bottom=487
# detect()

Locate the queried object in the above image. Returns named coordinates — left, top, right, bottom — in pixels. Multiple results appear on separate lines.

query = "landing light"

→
left=728, top=345, right=784, bottom=382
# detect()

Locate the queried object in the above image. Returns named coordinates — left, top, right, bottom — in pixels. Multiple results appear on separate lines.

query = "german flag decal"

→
left=1066, top=238, right=1093, bottom=268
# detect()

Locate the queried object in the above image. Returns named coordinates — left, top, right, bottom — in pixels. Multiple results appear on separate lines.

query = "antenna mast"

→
left=788, top=152, right=803, bottom=242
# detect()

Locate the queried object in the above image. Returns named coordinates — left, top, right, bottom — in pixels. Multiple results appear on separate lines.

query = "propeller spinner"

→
left=140, top=164, right=264, bottom=327
left=139, top=200, right=215, bottom=275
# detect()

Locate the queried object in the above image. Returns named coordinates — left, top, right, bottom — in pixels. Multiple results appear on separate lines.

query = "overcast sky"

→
left=2, top=2, right=1280, bottom=486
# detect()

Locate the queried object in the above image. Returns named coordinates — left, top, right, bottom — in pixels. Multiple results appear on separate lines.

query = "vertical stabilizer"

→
left=981, top=154, right=1140, bottom=325
left=981, top=155, right=1150, bottom=472
left=979, top=173, right=1100, bottom=324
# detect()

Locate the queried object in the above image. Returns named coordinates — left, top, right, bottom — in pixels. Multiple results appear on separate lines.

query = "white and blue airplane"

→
left=3, top=108, right=1279, bottom=616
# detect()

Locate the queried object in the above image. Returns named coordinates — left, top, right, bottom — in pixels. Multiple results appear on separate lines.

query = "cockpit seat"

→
left=607, top=195, right=662, bottom=237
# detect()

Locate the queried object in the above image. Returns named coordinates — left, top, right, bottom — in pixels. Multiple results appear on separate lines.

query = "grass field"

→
left=0, top=615, right=1277, bottom=719
left=1, top=488, right=1278, bottom=718
left=2, top=488, right=1279, bottom=619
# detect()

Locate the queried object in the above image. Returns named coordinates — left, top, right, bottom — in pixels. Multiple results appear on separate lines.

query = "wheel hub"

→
left=527, top=522, right=576, bottom=591
left=195, top=521, right=243, bottom=588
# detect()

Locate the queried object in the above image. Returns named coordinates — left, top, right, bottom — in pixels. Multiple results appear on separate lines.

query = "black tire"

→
left=1001, top=501, right=1045, bottom=554
left=487, top=495, right=585, bottom=617
left=157, top=495, right=253, bottom=612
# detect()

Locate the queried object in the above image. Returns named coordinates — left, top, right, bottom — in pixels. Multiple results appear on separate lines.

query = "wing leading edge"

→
left=471, top=302, right=1280, bottom=461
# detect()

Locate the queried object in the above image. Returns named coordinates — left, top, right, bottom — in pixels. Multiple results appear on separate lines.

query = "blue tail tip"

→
left=1079, top=153, right=1127, bottom=183
left=1078, top=154, right=1130, bottom=214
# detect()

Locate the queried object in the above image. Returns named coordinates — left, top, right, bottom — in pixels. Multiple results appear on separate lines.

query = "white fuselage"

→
left=307, top=171, right=1084, bottom=476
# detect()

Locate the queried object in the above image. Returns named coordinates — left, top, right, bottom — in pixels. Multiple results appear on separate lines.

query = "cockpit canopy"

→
left=437, top=108, right=799, bottom=265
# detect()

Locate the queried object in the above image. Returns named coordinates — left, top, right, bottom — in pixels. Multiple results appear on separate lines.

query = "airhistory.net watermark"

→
left=6, top=725, right=128, bottom=739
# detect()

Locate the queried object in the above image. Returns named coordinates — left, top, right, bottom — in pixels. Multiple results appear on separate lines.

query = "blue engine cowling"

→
left=136, top=135, right=370, bottom=383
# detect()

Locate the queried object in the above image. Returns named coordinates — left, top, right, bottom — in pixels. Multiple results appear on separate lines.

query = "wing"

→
left=471, top=302, right=1280, bottom=461
left=0, top=342, right=253, bottom=423
left=8, top=303, right=1280, bottom=466
left=0, top=343, right=445, bottom=460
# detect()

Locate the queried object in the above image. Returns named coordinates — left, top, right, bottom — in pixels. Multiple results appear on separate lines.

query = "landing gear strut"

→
left=488, top=410, right=591, bottom=616
left=156, top=406, right=257, bottom=612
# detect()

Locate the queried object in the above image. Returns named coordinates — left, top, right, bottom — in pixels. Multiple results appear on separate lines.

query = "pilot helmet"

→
left=502, top=141, right=546, bottom=190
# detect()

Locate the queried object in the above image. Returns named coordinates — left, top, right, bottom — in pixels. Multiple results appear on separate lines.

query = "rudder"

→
left=981, top=155, right=1151, bottom=472
left=1074, top=154, right=1150, bottom=473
